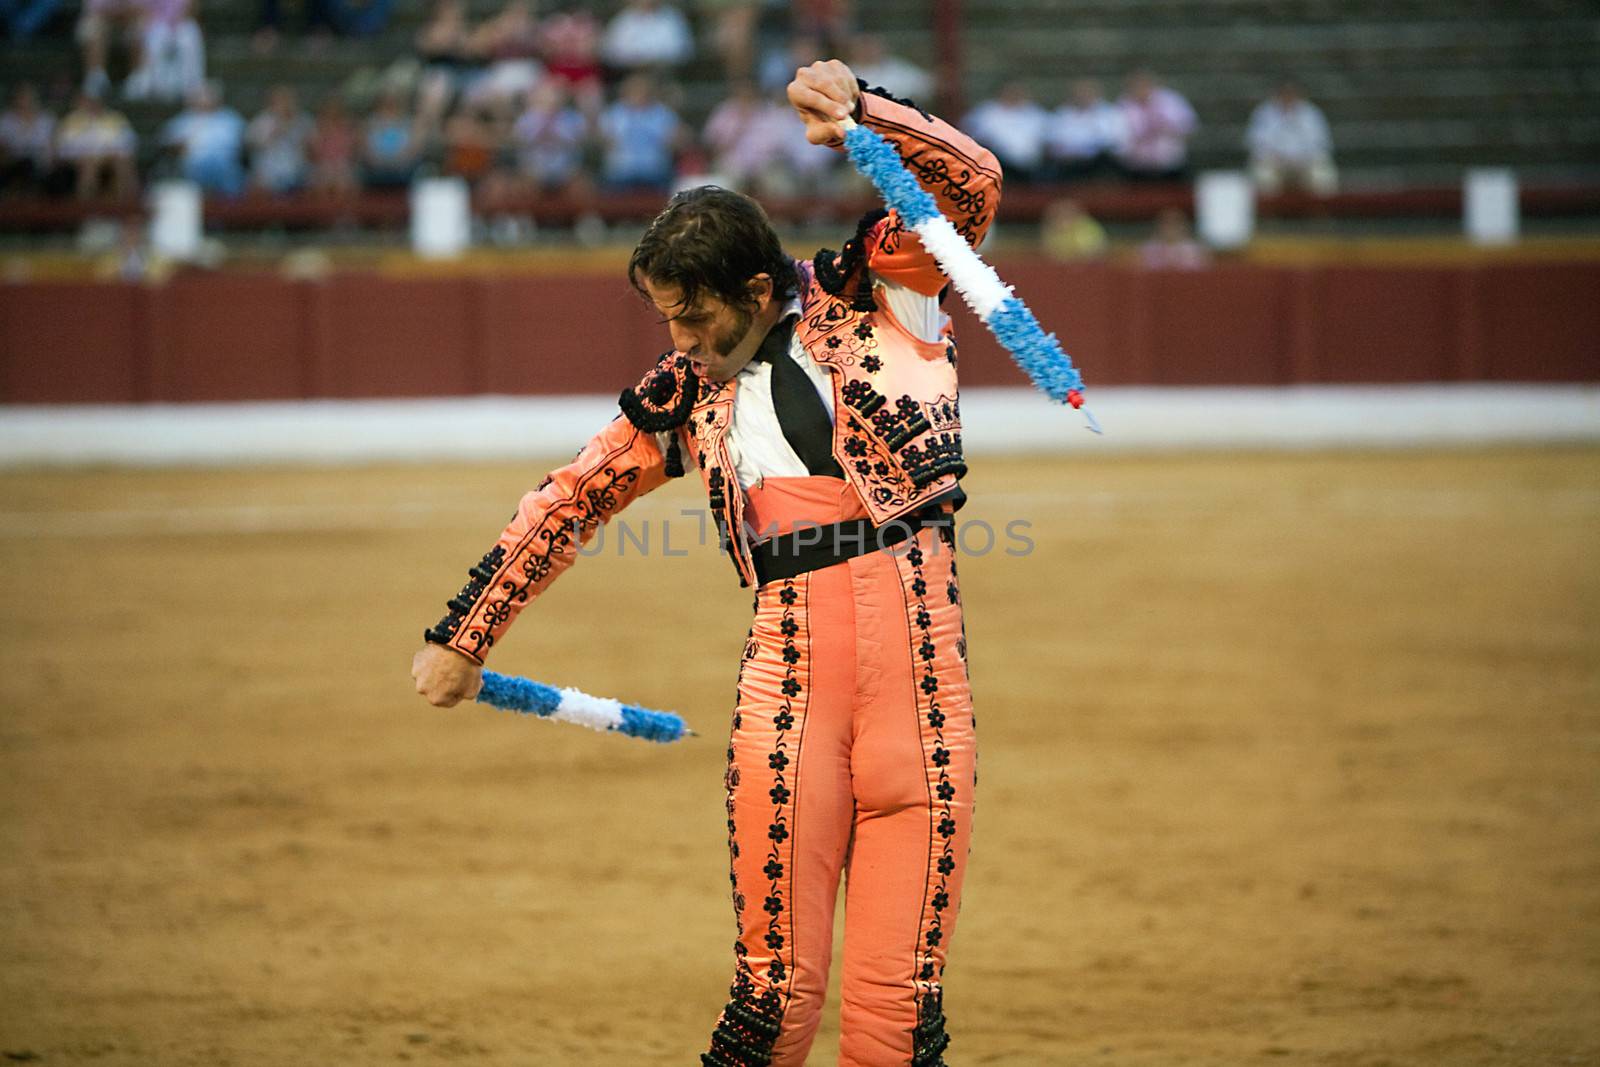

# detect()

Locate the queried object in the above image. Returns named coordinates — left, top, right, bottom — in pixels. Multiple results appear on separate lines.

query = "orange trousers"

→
left=703, top=478, right=977, bottom=1067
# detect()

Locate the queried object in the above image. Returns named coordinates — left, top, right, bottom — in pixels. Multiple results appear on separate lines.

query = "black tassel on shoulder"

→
left=814, top=207, right=888, bottom=313
left=664, top=432, right=685, bottom=478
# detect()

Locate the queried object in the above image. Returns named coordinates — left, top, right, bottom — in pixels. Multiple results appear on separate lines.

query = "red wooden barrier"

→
left=2, top=261, right=1595, bottom=405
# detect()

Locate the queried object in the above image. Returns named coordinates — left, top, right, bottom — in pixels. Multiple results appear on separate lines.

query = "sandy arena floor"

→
left=1, top=449, right=1596, bottom=1066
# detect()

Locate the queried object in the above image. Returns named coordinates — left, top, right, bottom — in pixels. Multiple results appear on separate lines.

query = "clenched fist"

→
left=411, top=642, right=483, bottom=707
left=787, top=59, right=861, bottom=146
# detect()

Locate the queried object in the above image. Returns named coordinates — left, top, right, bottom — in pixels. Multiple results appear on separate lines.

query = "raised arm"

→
left=787, top=60, right=1004, bottom=297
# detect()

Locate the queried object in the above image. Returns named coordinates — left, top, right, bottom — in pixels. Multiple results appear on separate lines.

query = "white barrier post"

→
left=1464, top=168, right=1519, bottom=246
left=411, top=177, right=472, bottom=259
left=148, top=180, right=203, bottom=260
left=1196, top=170, right=1255, bottom=250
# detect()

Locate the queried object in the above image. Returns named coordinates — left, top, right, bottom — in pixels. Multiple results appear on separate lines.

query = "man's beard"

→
left=708, top=303, right=755, bottom=358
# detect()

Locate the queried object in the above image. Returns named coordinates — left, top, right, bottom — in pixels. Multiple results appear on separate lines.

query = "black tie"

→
left=753, top=317, right=844, bottom=479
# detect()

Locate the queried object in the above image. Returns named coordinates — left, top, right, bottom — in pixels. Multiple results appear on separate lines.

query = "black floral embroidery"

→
left=762, top=579, right=802, bottom=1017
left=423, top=545, right=507, bottom=645
left=881, top=394, right=933, bottom=452
left=707, top=581, right=808, bottom=1066
left=901, top=432, right=967, bottom=488
left=861, top=353, right=882, bottom=374
left=425, top=459, right=642, bottom=659
left=902, top=540, right=958, bottom=1066
left=840, top=379, right=886, bottom=417
left=910, top=153, right=989, bottom=228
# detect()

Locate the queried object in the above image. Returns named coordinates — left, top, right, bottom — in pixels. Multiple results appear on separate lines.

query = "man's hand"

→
left=787, top=59, right=861, bottom=146
left=411, top=642, right=484, bottom=707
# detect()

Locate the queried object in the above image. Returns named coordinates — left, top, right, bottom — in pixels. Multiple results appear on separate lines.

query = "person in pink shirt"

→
left=308, top=93, right=359, bottom=200
left=702, top=81, right=786, bottom=190
left=1117, top=68, right=1197, bottom=181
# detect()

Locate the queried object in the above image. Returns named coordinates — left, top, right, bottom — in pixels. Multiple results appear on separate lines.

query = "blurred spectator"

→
left=774, top=96, right=840, bottom=197
left=1117, top=69, right=1197, bottom=181
left=124, top=0, right=205, bottom=102
left=0, top=85, right=60, bottom=195
left=1041, top=198, right=1107, bottom=261
left=162, top=81, right=246, bottom=196
left=599, top=73, right=682, bottom=191
left=541, top=0, right=603, bottom=101
left=1247, top=79, right=1336, bottom=196
left=848, top=34, right=931, bottom=103
left=1, top=0, right=59, bottom=41
left=758, top=32, right=821, bottom=96
left=792, top=0, right=850, bottom=56
left=699, top=0, right=758, bottom=86
left=699, top=83, right=836, bottom=197
left=600, top=0, right=693, bottom=74
left=1140, top=207, right=1209, bottom=269
left=963, top=82, right=1049, bottom=183
left=464, top=0, right=545, bottom=109
left=55, top=90, right=137, bottom=199
left=95, top=218, right=152, bottom=281
left=442, top=103, right=506, bottom=185
left=309, top=94, right=359, bottom=198
left=701, top=81, right=787, bottom=191
left=361, top=89, right=424, bottom=188
left=77, top=0, right=145, bottom=97
left=505, top=81, right=588, bottom=192
left=1046, top=78, right=1125, bottom=181
left=248, top=85, right=314, bottom=193
left=414, top=0, right=480, bottom=121
left=256, top=0, right=390, bottom=52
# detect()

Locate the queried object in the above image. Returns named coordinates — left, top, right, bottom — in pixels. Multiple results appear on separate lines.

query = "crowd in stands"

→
left=958, top=69, right=1334, bottom=194
left=2, top=0, right=1338, bottom=274
left=0, top=0, right=902, bottom=205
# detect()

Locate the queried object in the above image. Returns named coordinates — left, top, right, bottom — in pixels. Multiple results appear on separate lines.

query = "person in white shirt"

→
left=1247, top=79, right=1337, bottom=195
left=599, top=0, right=692, bottom=72
left=848, top=34, right=932, bottom=104
left=1045, top=77, right=1125, bottom=181
left=0, top=84, right=58, bottom=194
left=962, top=81, right=1048, bottom=182
left=247, top=84, right=314, bottom=192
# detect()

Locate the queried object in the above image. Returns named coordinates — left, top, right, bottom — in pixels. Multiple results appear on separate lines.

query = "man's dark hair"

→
left=628, top=186, right=799, bottom=315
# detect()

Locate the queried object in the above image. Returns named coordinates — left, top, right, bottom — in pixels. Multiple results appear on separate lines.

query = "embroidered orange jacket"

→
left=426, top=86, right=1002, bottom=664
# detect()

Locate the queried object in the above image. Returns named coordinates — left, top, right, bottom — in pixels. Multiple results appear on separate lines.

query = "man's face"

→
left=642, top=276, right=763, bottom=383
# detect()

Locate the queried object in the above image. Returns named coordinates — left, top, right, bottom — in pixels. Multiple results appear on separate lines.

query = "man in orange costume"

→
left=413, top=59, right=1001, bottom=1067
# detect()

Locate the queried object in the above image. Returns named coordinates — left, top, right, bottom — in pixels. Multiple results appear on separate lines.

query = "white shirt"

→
left=659, top=277, right=943, bottom=490
left=599, top=6, right=693, bottom=68
left=961, top=100, right=1049, bottom=172
left=1246, top=98, right=1331, bottom=164
left=1046, top=100, right=1126, bottom=161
